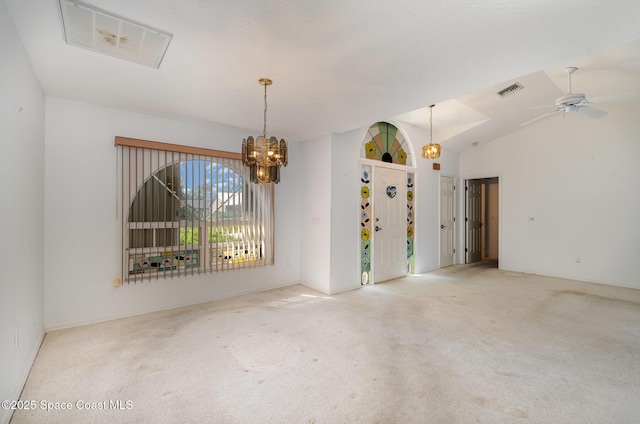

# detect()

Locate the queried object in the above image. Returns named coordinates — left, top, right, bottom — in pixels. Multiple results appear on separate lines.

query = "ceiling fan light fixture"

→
left=59, top=0, right=173, bottom=69
left=422, top=104, right=441, bottom=160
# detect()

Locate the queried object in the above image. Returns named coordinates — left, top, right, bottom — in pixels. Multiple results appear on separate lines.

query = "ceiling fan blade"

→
left=520, top=109, right=562, bottom=127
left=577, top=106, right=607, bottom=118
left=589, top=91, right=636, bottom=104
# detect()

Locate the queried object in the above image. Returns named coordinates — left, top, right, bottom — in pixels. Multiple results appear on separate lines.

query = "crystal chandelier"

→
left=422, top=104, right=441, bottom=159
left=242, top=78, right=288, bottom=184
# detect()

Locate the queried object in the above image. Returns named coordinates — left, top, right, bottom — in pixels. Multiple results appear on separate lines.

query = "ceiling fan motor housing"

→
left=555, top=93, right=587, bottom=108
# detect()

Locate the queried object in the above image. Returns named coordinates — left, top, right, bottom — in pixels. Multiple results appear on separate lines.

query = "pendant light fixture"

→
left=242, top=78, right=288, bottom=185
left=422, top=104, right=441, bottom=159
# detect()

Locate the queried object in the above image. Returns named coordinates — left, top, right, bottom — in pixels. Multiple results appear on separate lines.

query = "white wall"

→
left=0, top=3, right=45, bottom=424
left=459, top=102, right=640, bottom=289
left=329, top=128, right=363, bottom=293
left=299, top=135, right=332, bottom=294
left=401, top=122, right=461, bottom=273
left=44, top=98, right=301, bottom=329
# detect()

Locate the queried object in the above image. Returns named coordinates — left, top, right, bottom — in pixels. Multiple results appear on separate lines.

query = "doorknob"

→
left=440, top=224, right=446, bottom=229
left=375, top=226, right=382, bottom=232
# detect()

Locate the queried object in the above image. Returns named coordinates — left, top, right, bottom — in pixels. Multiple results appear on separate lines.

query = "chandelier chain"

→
left=429, top=104, right=435, bottom=142
left=263, top=83, right=268, bottom=138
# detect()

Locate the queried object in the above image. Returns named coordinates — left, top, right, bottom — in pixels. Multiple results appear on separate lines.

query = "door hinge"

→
left=465, top=248, right=468, bottom=252
left=453, top=248, right=456, bottom=253
left=453, top=217, right=456, bottom=222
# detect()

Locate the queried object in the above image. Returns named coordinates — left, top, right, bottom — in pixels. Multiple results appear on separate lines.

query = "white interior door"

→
left=466, top=179, right=482, bottom=263
left=440, top=176, right=455, bottom=267
left=373, top=167, right=406, bottom=283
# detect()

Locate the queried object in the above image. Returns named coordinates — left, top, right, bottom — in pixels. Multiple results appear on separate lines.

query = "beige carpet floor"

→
left=11, top=262, right=640, bottom=423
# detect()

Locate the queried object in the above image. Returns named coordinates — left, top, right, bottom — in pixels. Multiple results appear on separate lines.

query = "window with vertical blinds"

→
left=116, top=137, right=274, bottom=283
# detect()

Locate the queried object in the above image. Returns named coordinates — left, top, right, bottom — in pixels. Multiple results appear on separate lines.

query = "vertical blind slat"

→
left=120, top=146, right=125, bottom=281
left=224, top=157, right=230, bottom=272
left=133, top=147, right=138, bottom=284
left=170, top=151, right=176, bottom=280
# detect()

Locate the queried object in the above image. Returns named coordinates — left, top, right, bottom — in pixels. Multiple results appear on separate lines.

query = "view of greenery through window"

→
left=178, top=226, right=241, bottom=245
left=129, top=159, right=249, bottom=249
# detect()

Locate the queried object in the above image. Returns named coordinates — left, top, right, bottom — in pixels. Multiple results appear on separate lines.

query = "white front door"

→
left=373, top=166, right=406, bottom=283
left=440, top=176, right=455, bottom=267
left=466, top=179, right=482, bottom=263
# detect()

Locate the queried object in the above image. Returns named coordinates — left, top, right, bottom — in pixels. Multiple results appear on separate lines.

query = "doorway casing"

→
left=462, top=176, right=501, bottom=266
left=359, top=158, right=417, bottom=284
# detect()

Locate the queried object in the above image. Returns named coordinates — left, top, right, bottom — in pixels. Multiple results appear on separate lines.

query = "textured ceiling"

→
left=4, top=0, right=640, bottom=148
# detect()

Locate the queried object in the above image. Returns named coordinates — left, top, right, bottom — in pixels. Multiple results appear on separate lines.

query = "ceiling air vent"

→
left=59, top=0, right=173, bottom=69
left=497, top=83, right=524, bottom=98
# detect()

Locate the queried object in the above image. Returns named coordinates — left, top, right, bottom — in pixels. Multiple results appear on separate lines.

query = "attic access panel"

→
left=59, top=0, right=172, bottom=69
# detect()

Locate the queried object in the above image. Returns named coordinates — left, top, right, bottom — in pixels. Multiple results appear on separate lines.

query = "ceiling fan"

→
left=521, top=66, right=609, bottom=126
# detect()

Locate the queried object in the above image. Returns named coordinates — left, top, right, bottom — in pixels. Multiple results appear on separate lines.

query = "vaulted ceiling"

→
left=5, top=0, right=640, bottom=149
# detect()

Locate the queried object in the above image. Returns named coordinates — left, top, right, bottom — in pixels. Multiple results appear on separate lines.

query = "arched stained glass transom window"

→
left=360, top=122, right=411, bottom=166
